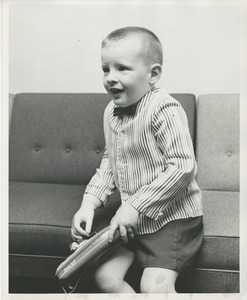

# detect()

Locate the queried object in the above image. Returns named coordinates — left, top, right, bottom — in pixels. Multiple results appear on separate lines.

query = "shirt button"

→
left=66, top=147, right=71, bottom=153
left=35, top=146, right=40, bottom=152
left=121, top=192, right=127, bottom=200
left=226, top=151, right=232, bottom=157
left=96, top=149, right=101, bottom=154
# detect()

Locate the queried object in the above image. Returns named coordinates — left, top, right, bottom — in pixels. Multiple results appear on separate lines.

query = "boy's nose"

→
left=107, top=79, right=118, bottom=87
left=106, top=72, right=118, bottom=85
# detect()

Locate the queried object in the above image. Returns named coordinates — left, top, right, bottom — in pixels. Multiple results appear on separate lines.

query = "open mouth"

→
left=110, top=88, right=124, bottom=95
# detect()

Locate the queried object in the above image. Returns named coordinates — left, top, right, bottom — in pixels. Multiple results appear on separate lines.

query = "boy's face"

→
left=101, top=36, right=152, bottom=107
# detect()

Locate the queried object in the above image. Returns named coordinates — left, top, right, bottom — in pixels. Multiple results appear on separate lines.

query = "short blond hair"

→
left=102, top=26, right=163, bottom=65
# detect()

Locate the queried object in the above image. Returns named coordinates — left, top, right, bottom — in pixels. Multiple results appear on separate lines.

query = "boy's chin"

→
left=112, top=97, right=138, bottom=108
left=112, top=98, right=127, bottom=107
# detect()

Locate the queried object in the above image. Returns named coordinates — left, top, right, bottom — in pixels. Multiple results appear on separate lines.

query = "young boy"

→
left=71, top=26, right=203, bottom=293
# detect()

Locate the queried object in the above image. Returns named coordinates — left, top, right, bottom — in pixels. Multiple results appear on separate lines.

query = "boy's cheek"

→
left=103, top=84, right=110, bottom=94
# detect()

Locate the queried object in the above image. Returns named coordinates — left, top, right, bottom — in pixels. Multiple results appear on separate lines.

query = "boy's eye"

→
left=118, top=65, right=128, bottom=71
left=102, top=67, right=109, bottom=73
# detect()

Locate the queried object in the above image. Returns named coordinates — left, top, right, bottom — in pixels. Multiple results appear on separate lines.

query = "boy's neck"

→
left=125, top=86, right=156, bottom=108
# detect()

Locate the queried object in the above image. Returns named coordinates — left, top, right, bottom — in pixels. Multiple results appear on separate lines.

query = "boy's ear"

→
left=149, top=63, right=162, bottom=85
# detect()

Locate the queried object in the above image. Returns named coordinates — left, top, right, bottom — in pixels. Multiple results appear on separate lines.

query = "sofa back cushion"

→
left=196, top=94, right=239, bottom=191
left=171, top=94, right=196, bottom=144
left=9, top=93, right=111, bottom=184
left=9, top=93, right=196, bottom=185
left=9, top=94, right=15, bottom=127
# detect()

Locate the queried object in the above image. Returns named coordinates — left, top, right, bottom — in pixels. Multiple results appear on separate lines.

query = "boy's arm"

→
left=127, top=101, right=196, bottom=220
left=72, top=148, right=116, bottom=240
left=84, top=147, right=116, bottom=206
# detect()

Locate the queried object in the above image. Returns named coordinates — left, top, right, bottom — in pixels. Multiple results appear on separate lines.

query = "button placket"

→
left=116, top=129, right=125, bottom=193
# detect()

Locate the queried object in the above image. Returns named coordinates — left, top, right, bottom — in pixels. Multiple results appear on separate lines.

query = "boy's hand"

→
left=108, top=202, right=139, bottom=244
left=71, top=201, right=95, bottom=242
left=71, top=195, right=102, bottom=242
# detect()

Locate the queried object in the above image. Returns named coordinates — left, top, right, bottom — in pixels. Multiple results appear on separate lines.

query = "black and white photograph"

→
left=1, top=0, right=247, bottom=299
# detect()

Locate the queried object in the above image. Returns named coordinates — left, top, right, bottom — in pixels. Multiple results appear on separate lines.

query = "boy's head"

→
left=102, top=27, right=163, bottom=66
left=101, top=26, right=163, bottom=107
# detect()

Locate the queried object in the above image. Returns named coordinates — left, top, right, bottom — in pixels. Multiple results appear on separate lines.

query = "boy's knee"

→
left=94, top=267, right=111, bottom=292
left=140, top=282, right=176, bottom=294
left=93, top=246, right=135, bottom=293
left=94, top=266, right=120, bottom=293
left=140, top=278, right=176, bottom=293
left=140, top=268, right=178, bottom=293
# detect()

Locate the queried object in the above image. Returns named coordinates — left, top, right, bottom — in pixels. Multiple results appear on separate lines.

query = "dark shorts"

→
left=126, top=216, right=204, bottom=272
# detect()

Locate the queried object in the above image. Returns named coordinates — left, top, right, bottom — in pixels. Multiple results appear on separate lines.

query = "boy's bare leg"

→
left=140, top=267, right=179, bottom=293
left=94, top=246, right=135, bottom=293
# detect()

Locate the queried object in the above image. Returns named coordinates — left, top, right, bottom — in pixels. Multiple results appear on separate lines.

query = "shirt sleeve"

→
left=127, top=100, right=196, bottom=219
left=84, top=147, right=116, bottom=205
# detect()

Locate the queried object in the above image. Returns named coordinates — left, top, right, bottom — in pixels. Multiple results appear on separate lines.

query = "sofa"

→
left=8, top=92, right=239, bottom=293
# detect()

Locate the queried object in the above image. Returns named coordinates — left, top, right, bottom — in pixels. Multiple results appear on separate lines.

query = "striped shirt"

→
left=85, top=87, right=203, bottom=234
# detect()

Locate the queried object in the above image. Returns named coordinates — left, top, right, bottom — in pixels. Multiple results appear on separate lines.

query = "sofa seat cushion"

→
left=10, top=184, right=239, bottom=269
left=9, top=181, right=120, bottom=257
left=202, top=190, right=239, bottom=237
left=195, top=190, right=239, bottom=271
left=176, top=268, right=239, bottom=293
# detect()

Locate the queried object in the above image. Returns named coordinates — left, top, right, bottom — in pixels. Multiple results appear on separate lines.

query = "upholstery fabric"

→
left=9, top=255, right=64, bottom=279
left=9, top=186, right=239, bottom=276
left=9, top=181, right=121, bottom=256
left=196, top=94, right=239, bottom=191
left=176, top=269, right=239, bottom=293
left=9, top=94, right=15, bottom=127
left=193, top=94, right=240, bottom=293
left=9, top=93, right=196, bottom=186
left=9, top=93, right=196, bottom=284
left=170, top=94, right=196, bottom=144
left=201, top=190, right=239, bottom=237
left=8, top=93, right=239, bottom=293
left=9, top=94, right=111, bottom=184
left=196, top=236, right=239, bottom=270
